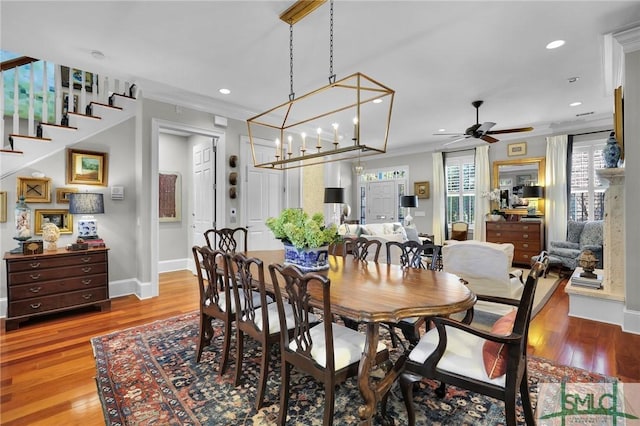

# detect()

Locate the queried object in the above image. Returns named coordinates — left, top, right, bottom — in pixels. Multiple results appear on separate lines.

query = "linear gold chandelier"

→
left=247, top=0, right=394, bottom=170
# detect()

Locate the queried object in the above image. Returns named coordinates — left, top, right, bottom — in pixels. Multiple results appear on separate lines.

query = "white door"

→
left=366, top=181, right=397, bottom=223
left=243, top=140, right=284, bottom=250
left=192, top=139, right=216, bottom=249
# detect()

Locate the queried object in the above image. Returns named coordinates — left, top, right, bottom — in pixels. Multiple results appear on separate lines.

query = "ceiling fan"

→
left=437, top=100, right=533, bottom=146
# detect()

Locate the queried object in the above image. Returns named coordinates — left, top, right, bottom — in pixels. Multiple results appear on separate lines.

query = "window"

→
left=570, top=138, right=605, bottom=221
left=445, top=154, right=475, bottom=226
left=2, top=50, right=56, bottom=123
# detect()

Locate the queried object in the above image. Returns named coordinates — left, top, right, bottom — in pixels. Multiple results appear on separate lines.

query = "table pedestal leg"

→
left=357, top=322, right=405, bottom=424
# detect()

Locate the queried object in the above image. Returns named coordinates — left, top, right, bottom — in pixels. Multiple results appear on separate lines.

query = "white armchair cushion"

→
left=289, top=323, right=387, bottom=370
left=250, top=302, right=318, bottom=334
left=443, top=241, right=523, bottom=300
left=409, top=325, right=506, bottom=387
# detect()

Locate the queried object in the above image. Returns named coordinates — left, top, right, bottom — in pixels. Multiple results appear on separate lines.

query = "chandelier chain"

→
left=289, top=23, right=295, bottom=101
left=328, top=0, right=335, bottom=84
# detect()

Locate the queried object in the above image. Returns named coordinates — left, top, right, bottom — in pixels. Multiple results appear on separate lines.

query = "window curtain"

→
left=432, top=152, right=446, bottom=245
left=545, top=134, right=569, bottom=243
left=473, top=145, right=490, bottom=241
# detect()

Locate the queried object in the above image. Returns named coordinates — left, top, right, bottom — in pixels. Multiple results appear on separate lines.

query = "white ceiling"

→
left=3, top=1, right=640, bottom=154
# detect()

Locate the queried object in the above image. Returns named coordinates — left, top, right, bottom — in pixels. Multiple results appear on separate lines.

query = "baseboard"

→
left=623, top=308, right=640, bottom=335
left=158, top=258, right=189, bottom=273
left=567, top=292, right=625, bottom=326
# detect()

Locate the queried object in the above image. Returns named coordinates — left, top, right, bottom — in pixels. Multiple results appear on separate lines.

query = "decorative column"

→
left=596, top=167, right=625, bottom=298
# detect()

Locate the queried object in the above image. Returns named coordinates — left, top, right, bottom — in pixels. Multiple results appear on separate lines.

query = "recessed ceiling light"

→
left=546, top=40, right=565, bottom=49
left=438, top=128, right=446, bottom=132
left=91, top=50, right=105, bottom=60
left=372, top=98, right=382, bottom=104
left=570, top=101, right=582, bottom=107
left=219, top=88, right=231, bottom=95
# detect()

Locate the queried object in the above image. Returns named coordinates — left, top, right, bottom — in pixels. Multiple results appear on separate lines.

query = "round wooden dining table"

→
left=246, top=250, right=477, bottom=424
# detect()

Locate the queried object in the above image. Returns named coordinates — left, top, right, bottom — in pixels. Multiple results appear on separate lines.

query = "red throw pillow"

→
left=482, top=310, right=517, bottom=379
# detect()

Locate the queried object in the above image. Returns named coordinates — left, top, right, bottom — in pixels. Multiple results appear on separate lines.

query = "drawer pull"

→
left=30, top=303, right=42, bottom=309
left=29, top=274, right=41, bottom=280
left=82, top=266, right=92, bottom=273
left=523, top=254, right=530, bottom=259
left=523, top=234, right=529, bottom=238
left=495, top=232, right=501, bottom=237
left=29, top=262, right=41, bottom=268
left=523, top=243, right=529, bottom=248
left=82, top=279, right=92, bottom=285
left=523, top=226, right=529, bottom=230
left=82, top=293, right=93, bottom=300
left=81, top=257, right=92, bottom=263
left=29, top=286, right=43, bottom=293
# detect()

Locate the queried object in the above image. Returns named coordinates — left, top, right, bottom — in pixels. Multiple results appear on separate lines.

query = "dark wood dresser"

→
left=485, top=221, right=544, bottom=266
left=4, top=247, right=110, bottom=330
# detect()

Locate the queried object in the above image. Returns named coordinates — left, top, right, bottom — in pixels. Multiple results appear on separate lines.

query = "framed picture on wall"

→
left=159, top=171, right=181, bottom=222
left=17, top=176, right=52, bottom=203
left=34, top=209, right=73, bottom=234
left=414, top=181, right=430, bottom=199
left=56, top=187, right=78, bottom=203
left=507, top=142, right=527, bottom=157
left=67, top=149, right=108, bottom=185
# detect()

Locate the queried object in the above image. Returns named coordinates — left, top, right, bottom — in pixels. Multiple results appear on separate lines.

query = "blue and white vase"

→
left=283, top=243, right=330, bottom=271
left=603, top=131, right=621, bottom=168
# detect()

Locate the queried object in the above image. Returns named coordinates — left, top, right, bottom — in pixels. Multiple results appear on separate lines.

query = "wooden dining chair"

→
left=450, top=221, right=469, bottom=241
left=204, top=227, right=248, bottom=253
left=191, top=245, right=235, bottom=372
left=346, top=236, right=382, bottom=262
left=227, top=252, right=312, bottom=410
left=384, top=240, right=441, bottom=346
left=387, top=252, right=549, bottom=426
left=268, top=263, right=390, bottom=426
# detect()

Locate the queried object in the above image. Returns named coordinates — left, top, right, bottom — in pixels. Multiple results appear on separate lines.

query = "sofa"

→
left=338, top=222, right=423, bottom=264
left=547, top=220, right=603, bottom=270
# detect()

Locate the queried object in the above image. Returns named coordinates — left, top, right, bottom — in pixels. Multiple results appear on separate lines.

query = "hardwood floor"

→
left=1, top=270, right=639, bottom=425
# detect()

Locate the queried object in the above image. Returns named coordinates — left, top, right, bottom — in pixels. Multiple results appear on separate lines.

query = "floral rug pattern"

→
left=91, top=312, right=612, bottom=425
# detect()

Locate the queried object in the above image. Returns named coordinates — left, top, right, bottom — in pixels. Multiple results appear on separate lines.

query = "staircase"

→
left=1, top=56, right=137, bottom=179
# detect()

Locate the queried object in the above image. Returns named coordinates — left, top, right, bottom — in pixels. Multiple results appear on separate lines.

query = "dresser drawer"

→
left=487, top=230, right=540, bottom=241
left=8, top=288, right=108, bottom=317
left=8, top=263, right=108, bottom=285
left=9, top=274, right=107, bottom=300
left=7, top=252, right=107, bottom=273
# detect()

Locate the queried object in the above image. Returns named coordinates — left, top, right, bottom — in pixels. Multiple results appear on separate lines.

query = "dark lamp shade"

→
left=323, top=187, right=345, bottom=204
left=522, top=185, right=544, bottom=199
left=69, top=193, right=105, bottom=214
left=400, top=195, right=418, bottom=208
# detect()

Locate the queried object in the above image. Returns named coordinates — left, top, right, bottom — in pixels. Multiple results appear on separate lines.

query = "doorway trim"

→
left=151, top=119, right=225, bottom=298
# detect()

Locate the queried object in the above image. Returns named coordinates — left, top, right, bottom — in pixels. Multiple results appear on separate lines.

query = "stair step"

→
left=0, top=149, right=24, bottom=155
left=68, top=111, right=102, bottom=120
left=9, top=134, right=52, bottom=142
left=93, top=102, right=123, bottom=110
left=41, top=123, right=79, bottom=130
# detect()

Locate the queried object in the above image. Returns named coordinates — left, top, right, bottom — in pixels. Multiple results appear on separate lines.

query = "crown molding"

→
left=614, top=24, right=640, bottom=53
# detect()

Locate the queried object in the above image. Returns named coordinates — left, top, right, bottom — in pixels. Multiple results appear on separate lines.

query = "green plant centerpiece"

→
left=266, top=208, right=340, bottom=271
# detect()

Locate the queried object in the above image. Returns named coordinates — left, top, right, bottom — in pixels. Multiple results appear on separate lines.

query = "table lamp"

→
left=69, top=193, right=105, bottom=239
left=522, top=185, right=544, bottom=217
left=400, top=195, right=418, bottom=226
left=324, top=187, right=345, bottom=226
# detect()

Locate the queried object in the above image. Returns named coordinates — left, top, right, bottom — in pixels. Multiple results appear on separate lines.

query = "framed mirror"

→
left=492, top=156, right=545, bottom=216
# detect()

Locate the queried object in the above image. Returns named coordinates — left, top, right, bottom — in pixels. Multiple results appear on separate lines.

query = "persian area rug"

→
left=92, top=311, right=609, bottom=426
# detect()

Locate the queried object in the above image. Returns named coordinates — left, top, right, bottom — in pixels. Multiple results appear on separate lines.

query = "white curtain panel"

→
left=432, top=152, right=446, bottom=245
left=545, top=135, right=568, bottom=244
left=474, top=145, right=491, bottom=241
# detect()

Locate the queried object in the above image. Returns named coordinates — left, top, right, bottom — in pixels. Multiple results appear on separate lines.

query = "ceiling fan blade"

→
left=481, top=135, right=499, bottom=143
left=442, top=136, right=469, bottom=147
left=433, top=132, right=465, bottom=136
left=487, top=126, right=533, bottom=135
left=477, top=122, right=496, bottom=133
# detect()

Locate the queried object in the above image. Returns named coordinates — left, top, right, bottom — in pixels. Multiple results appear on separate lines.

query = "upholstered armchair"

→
left=548, top=220, right=603, bottom=270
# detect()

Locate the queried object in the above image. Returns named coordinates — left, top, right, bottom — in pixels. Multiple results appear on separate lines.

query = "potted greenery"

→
left=266, top=208, right=340, bottom=271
